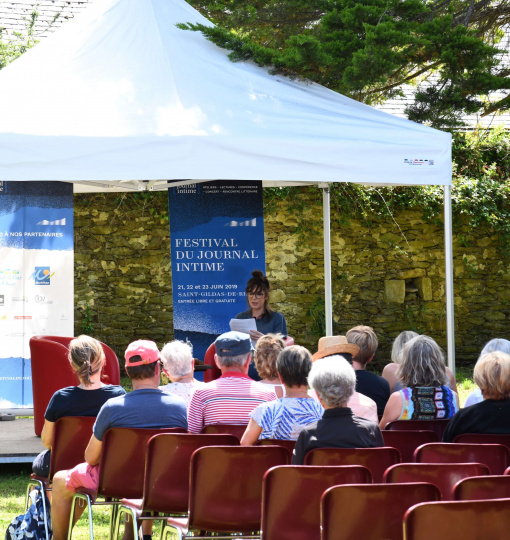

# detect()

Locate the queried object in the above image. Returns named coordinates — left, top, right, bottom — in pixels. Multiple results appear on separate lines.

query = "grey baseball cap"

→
left=215, top=331, right=252, bottom=356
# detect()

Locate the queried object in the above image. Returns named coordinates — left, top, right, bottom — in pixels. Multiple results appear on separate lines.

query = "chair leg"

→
left=113, top=506, right=139, bottom=540
left=69, top=493, right=93, bottom=540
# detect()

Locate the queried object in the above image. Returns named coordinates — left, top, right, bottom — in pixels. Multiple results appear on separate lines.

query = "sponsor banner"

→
left=0, top=182, right=74, bottom=408
left=168, top=181, right=265, bottom=371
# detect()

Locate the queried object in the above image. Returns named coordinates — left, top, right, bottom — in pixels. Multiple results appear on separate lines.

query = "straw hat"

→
left=312, top=335, right=360, bottom=362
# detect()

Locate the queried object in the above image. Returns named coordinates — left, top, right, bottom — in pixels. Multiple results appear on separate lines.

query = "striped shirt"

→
left=187, top=372, right=277, bottom=434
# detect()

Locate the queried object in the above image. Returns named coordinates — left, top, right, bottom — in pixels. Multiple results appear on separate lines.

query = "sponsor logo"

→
left=1, top=315, right=8, bottom=321
left=36, top=218, right=66, bottom=226
left=35, top=294, right=53, bottom=305
left=404, top=158, right=435, bottom=167
left=0, top=269, right=22, bottom=286
left=30, top=266, right=54, bottom=285
left=14, top=315, right=32, bottom=320
left=0, top=295, right=3, bottom=306
left=12, top=296, right=28, bottom=303
left=6, top=332, right=25, bottom=337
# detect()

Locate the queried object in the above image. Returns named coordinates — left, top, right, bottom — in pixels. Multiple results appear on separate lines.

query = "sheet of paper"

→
left=229, top=318, right=257, bottom=334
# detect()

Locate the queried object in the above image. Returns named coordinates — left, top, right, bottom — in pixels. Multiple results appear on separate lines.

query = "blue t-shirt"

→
left=93, top=388, right=188, bottom=441
left=45, top=385, right=126, bottom=422
left=250, top=397, right=324, bottom=440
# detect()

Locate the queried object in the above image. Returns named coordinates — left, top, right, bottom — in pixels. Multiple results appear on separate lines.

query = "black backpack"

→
left=5, top=486, right=52, bottom=540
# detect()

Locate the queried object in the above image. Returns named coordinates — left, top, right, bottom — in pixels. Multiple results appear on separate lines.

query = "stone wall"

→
left=74, top=190, right=510, bottom=369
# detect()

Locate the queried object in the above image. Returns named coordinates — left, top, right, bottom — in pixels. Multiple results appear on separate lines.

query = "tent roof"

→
left=0, top=0, right=451, bottom=188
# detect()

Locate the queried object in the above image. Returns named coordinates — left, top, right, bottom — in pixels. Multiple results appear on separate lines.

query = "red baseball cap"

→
left=125, top=340, right=160, bottom=366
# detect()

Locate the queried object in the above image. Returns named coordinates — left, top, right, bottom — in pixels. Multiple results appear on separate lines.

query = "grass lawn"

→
left=1, top=367, right=478, bottom=535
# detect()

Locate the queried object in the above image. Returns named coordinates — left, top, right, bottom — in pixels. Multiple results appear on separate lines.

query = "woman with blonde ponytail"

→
left=32, top=335, right=125, bottom=476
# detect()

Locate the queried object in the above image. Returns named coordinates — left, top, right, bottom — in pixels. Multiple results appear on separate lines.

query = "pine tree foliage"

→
left=183, top=0, right=510, bottom=128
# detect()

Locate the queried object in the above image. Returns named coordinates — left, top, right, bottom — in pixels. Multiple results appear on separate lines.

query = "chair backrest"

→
left=414, top=442, right=510, bottom=475
left=453, top=475, right=510, bottom=500
left=384, top=462, right=490, bottom=500
left=382, top=430, right=439, bottom=463
left=200, top=424, right=247, bottom=440
left=261, top=465, right=372, bottom=540
left=188, top=445, right=290, bottom=533
left=29, top=335, right=120, bottom=435
left=97, top=427, right=187, bottom=499
left=321, top=482, right=441, bottom=540
left=384, top=419, right=450, bottom=439
left=257, top=438, right=296, bottom=455
left=203, top=343, right=221, bottom=382
left=304, top=447, right=401, bottom=483
left=142, top=433, right=239, bottom=513
left=48, top=416, right=96, bottom=480
left=453, top=433, right=510, bottom=452
left=403, top=499, right=510, bottom=540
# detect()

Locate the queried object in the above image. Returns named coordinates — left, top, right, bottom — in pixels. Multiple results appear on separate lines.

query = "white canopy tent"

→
left=0, top=0, right=455, bottom=366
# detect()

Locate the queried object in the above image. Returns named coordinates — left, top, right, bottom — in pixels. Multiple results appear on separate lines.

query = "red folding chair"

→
left=384, top=419, right=450, bottom=440
left=163, top=446, right=290, bottom=539
left=453, top=475, right=510, bottom=500
left=257, top=438, right=296, bottom=455
left=200, top=423, right=248, bottom=440
left=453, top=433, right=510, bottom=452
left=403, top=499, right=510, bottom=539
left=261, top=465, right=372, bottom=540
left=321, top=482, right=440, bottom=540
left=382, top=430, right=439, bottom=462
left=203, top=343, right=221, bottom=382
left=414, top=442, right=510, bottom=475
left=69, top=427, right=186, bottom=540
left=26, top=416, right=96, bottom=540
left=114, top=433, right=239, bottom=540
left=304, top=447, right=400, bottom=482
left=384, top=462, right=490, bottom=500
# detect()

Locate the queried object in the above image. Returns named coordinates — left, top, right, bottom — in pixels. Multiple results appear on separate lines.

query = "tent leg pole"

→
left=321, top=184, right=333, bottom=336
left=444, top=184, right=455, bottom=373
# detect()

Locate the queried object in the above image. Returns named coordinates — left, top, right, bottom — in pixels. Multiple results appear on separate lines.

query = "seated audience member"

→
left=464, top=338, right=510, bottom=407
left=33, top=335, right=125, bottom=477
left=292, top=356, right=384, bottom=464
left=385, top=331, right=458, bottom=394
left=379, top=335, right=459, bottom=429
left=346, top=325, right=390, bottom=416
left=253, top=334, right=286, bottom=398
left=241, top=345, right=323, bottom=445
left=187, top=331, right=277, bottom=433
left=443, top=351, right=510, bottom=442
left=50, top=340, right=188, bottom=540
left=159, top=339, right=204, bottom=407
left=313, top=335, right=378, bottom=423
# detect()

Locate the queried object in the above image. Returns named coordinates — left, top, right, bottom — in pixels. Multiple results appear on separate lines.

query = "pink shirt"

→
left=187, top=372, right=277, bottom=434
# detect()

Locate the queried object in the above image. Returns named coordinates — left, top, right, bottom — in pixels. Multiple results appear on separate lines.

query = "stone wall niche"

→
left=385, top=280, right=406, bottom=303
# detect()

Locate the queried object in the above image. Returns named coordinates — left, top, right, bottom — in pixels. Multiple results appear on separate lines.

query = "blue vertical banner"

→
left=0, top=181, right=74, bottom=409
left=168, top=181, right=265, bottom=365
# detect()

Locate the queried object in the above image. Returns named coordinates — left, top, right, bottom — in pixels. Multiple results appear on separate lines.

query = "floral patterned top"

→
left=250, top=397, right=324, bottom=440
left=159, top=380, right=205, bottom=409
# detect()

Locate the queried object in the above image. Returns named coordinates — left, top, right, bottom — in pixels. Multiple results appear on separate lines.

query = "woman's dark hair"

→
left=125, top=357, right=159, bottom=380
left=276, top=345, right=312, bottom=388
left=246, top=270, right=272, bottom=315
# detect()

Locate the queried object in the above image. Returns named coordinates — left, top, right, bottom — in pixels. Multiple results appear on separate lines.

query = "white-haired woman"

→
left=383, top=330, right=458, bottom=393
left=292, top=356, right=383, bottom=464
left=159, top=340, right=204, bottom=407
left=464, top=338, right=510, bottom=407
left=379, top=335, right=459, bottom=428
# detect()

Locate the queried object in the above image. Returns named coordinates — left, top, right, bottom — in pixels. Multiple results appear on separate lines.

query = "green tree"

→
left=183, top=0, right=510, bottom=128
